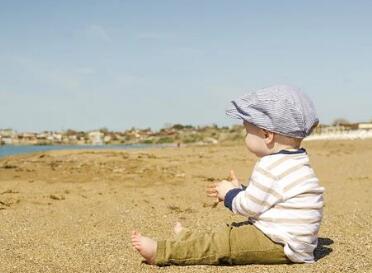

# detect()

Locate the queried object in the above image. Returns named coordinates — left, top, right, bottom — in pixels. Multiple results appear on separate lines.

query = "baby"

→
left=131, top=84, right=324, bottom=265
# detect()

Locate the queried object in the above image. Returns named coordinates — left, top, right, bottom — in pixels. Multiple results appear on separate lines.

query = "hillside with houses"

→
left=0, top=124, right=241, bottom=146
left=1, top=121, right=372, bottom=146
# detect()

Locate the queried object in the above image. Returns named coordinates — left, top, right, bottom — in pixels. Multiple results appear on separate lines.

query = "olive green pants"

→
left=155, top=222, right=291, bottom=266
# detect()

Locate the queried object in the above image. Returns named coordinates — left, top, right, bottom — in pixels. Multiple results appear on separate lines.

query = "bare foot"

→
left=174, top=222, right=183, bottom=235
left=131, top=230, right=157, bottom=265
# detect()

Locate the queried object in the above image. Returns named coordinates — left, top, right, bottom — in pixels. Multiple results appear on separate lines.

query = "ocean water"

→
left=0, top=144, right=172, bottom=158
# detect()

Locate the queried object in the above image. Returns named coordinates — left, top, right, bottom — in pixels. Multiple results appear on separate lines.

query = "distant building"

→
left=358, top=123, right=372, bottom=130
left=1, top=136, right=13, bottom=144
left=88, top=131, right=104, bottom=145
left=36, top=133, right=49, bottom=140
left=68, top=135, right=78, bottom=144
left=52, top=133, right=63, bottom=143
left=17, top=132, right=37, bottom=144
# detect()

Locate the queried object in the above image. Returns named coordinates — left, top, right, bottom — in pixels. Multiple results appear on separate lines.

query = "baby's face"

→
left=243, top=121, right=270, bottom=158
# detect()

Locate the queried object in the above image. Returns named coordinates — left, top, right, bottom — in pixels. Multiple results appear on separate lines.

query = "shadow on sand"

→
left=314, top=237, right=333, bottom=261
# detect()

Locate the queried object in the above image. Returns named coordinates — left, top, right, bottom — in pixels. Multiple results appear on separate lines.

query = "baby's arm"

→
left=224, top=166, right=282, bottom=218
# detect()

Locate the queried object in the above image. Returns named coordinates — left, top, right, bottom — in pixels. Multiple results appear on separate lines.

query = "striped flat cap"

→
left=226, top=84, right=319, bottom=138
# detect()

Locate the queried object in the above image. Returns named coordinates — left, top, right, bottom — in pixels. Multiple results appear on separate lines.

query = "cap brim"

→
left=225, top=100, right=252, bottom=122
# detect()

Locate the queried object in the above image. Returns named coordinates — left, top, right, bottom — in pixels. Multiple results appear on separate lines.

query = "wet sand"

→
left=0, top=140, right=371, bottom=273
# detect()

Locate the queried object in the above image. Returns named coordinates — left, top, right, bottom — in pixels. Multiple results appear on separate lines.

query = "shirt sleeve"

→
left=224, top=163, right=283, bottom=218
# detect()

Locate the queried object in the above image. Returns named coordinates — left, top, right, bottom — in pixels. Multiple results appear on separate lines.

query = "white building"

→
left=358, top=123, right=372, bottom=130
left=88, top=131, right=104, bottom=145
left=0, top=129, right=16, bottom=144
left=1, top=136, right=13, bottom=144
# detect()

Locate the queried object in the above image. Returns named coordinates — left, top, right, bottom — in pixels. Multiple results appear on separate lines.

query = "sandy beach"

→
left=0, top=139, right=371, bottom=273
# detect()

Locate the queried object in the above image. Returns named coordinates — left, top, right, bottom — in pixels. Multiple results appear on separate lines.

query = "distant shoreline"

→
left=0, top=143, right=176, bottom=158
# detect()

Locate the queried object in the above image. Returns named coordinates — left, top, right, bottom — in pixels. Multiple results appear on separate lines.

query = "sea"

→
left=0, top=144, right=173, bottom=158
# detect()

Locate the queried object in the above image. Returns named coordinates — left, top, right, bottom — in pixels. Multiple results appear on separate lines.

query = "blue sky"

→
left=1, top=1, right=371, bottom=132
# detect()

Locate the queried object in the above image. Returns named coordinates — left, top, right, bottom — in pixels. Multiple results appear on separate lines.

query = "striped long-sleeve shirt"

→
left=224, top=148, right=324, bottom=263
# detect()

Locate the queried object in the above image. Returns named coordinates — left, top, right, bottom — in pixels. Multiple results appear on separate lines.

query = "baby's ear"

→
left=262, top=129, right=275, bottom=144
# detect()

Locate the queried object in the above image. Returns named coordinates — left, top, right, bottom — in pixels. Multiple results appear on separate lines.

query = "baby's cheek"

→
left=244, top=135, right=253, bottom=150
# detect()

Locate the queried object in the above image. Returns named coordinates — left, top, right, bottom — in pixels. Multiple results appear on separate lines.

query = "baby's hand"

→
left=215, top=180, right=238, bottom=201
left=229, top=170, right=241, bottom=188
left=207, top=170, right=241, bottom=202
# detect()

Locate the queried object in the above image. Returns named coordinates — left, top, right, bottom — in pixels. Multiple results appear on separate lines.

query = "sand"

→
left=0, top=140, right=371, bottom=273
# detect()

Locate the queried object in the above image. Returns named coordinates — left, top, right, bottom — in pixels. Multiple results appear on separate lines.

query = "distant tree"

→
left=110, top=133, right=118, bottom=141
left=99, top=127, right=109, bottom=134
left=172, top=124, right=184, bottom=130
left=140, top=127, right=152, bottom=132
left=76, top=131, right=87, bottom=139
left=66, top=129, right=77, bottom=136
left=332, top=118, right=350, bottom=126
